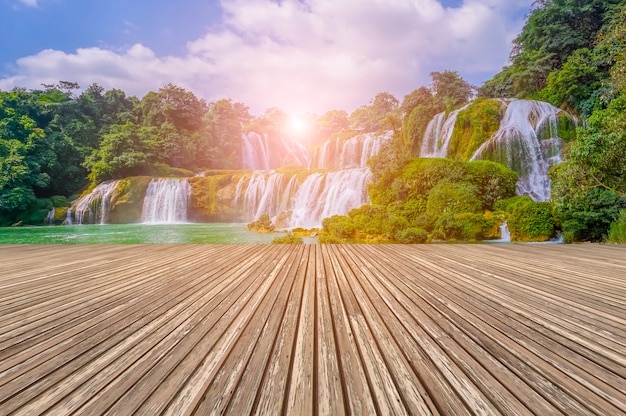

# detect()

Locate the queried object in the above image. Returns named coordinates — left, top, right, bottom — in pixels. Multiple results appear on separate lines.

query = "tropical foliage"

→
left=2, top=0, right=626, bottom=244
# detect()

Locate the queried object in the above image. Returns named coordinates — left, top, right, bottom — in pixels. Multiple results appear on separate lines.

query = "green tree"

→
left=430, top=70, right=475, bottom=111
left=203, top=99, right=245, bottom=169
left=349, top=92, right=399, bottom=132
left=84, top=122, right=156, bottom=183
left=137, top=84, right=207, bottom=169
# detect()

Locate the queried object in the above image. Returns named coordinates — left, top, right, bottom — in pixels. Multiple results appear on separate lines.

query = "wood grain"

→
left=0, top=244, right=624, bottom=415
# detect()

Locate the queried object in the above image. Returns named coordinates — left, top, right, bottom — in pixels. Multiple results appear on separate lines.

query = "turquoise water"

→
left=0, top=223, right=286, bottom=244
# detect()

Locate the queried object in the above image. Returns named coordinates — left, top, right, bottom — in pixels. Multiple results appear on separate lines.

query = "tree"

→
left=567, top=94, right=626, bottom=197
left=137, top=84, right=207, bottom=169
left=399, top=87, right=434, bottom=118
left=430, top=70, right=475, bottom=110
left=349, top=92, right=399, bottom=132
left=202, top=99, right=243, bottom=169
left=84, top=122, right=156, bottom=183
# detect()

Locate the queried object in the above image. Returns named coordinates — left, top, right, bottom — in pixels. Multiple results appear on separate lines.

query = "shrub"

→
left=318, top=234, right=343, bottom=244
left=395, top=227, right=429, bottom=243
left=426, top=181, right=482, bottom=216
left=322, top=215, right=355, bottom=238
left=432, top=212, right=499, bottom=241
left=248, top=213, right=275, bottom=232
left=382, top=215, right=409, bottom=239
left=607, top=211, right=626, bottom=243
left=272, top=232, right=303, bottom=244
left=507, top=198, right=555, bottom=242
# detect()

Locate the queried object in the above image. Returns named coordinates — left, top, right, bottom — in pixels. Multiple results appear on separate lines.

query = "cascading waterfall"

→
left=45, top=208, right=55, bottom=226
left=233, top=168, right=372, bottom=229
left=469, top=99, right=571, bottom=201
left=289, top=168, right=372, bottom=229
left=70, top=180, right=120, bottom=225
left=420, top=105, right=468, bottom=158
left=281, top=137, right=311, bottom=169
left=499, top=222, right=511, bottom=242
left=419, top=99, right=573, bottom=201
left=241, top=131, right=311, bottom=169
left=233, top=130, right=393, bottom=228
left=313, top=131, right=392, bottom=169
left=241, top=132, right=271, bottom=170
left=141, top=178, right=191, bottom=223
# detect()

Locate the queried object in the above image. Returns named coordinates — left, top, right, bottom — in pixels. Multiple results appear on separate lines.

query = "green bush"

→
left=607, top=211, right=626, bottom=243
left=318, top=234, right=343, bottom=244
left=248, top=213, right=275, bottom=232
left=426, top=181, right=482, bottom=216
left=322, top=215, right=355, bottom=238
left=382, top=215, right=409, bottom=239
left=395, top=227, right=429, bottom=243
left=272, top=232, right=303, bottom=244
left=494, top=196, right=528, bottom=213
left=507, top=198, right=555, bottom=242
left=50, top=195, right=70, bottom=208
left=432, top=212, right=496, bottom=241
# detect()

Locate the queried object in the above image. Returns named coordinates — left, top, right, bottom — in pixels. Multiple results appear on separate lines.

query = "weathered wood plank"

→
left=0, top=244, right=624, bottom=416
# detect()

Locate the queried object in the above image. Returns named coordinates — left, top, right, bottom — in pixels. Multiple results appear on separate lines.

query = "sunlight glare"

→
left=288, top=114, right=308, bottom=136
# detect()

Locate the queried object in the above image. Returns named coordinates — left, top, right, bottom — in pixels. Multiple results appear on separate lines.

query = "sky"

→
left=0, top=0, right=533, bottom=115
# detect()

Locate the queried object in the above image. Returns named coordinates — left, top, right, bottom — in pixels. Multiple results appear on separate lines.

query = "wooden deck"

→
left=0, top=244, right=625, bottom=415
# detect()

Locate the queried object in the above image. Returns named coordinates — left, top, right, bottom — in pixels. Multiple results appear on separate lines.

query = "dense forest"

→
left=1, top=0, right=625, bottom=243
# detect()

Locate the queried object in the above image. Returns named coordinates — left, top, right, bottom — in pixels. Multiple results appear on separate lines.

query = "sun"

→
left=288, top=114, right=309, bottom=136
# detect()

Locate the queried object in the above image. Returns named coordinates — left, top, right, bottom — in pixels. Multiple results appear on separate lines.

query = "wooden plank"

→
left=0, top=244, right=624, bottom=416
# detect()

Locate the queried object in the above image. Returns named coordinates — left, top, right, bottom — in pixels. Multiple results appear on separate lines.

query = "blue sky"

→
left=0, top=0, right=532, bottom=114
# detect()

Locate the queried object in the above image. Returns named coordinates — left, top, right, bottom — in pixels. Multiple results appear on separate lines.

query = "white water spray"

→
left=470, top=100, right=571, bottom=201
left=70, top=180, right=120, bottom=224
left=141, top=178, right=191, bottom=223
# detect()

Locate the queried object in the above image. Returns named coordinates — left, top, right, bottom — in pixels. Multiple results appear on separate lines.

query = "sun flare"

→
left=288, top=114, right=308, bottom=136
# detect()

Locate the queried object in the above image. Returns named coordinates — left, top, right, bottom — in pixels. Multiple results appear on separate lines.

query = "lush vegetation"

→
left=271, top=232, right=304, bottom=244
left=247, top=213, right=275, bottom=233
left=2, top=0, right=626, bottom=244
left=321, top=159, right=518, bottom=243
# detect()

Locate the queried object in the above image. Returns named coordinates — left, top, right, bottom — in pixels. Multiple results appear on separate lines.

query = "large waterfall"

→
left=233, top=131, right=392, bottom=228
left=233, top=167, right=372, bottom=229
left=420, top=105, right=468, bottom=158
left=68, top=130, right=389, bottom=228
left=141, top=178, right=191, bottom=223
left=70, top=180, right=120, bottom=225
left=470, top=100, right=570, bottom=201
left=241, top=132, right=311, bottom=170
left=420, top=99, right=574, bottom=201
left=312, top=131, right=392, bottom=169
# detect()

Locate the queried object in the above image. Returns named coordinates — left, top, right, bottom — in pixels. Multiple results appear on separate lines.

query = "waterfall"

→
left=469, top=99, right=571, bottom=201
left=313, top=131, right=392, bottom=169
left=241, top=131, right=312, bottom=170
left=241, top=132, right=271, bottom=170
left=70, top=180, right=120, bottom=224
left=499, top=222, right=511, bottom=242
left=233, top=130, right=393, bottom=228
left=280, top=137, right=311, bottom=169
left=141, top=178, right=191, bottom=224
left=45, top=208, right=55, bottom=226
left=420, top=105, right=468, bottom=158
left=233, top=168, right=372, bottom=229
left=289, top=168, right=372, bottom=229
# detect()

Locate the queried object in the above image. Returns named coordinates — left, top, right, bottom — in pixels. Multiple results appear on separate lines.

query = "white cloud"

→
left=18, top=0, right=38, bottom=7
left=0, top=0, right=532, bottom=114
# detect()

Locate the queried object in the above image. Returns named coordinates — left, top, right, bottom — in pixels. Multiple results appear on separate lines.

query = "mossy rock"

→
left=188, top=174, right=241, bottom=222
left=107, top=176, right=152, bottom=223
left=447, top=98, right=504, bottom=161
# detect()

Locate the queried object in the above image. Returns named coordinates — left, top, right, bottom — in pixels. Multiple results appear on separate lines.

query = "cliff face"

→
left=107, top=177, right=152, bottom=224
left=188, top=174, right=248, bottom=222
